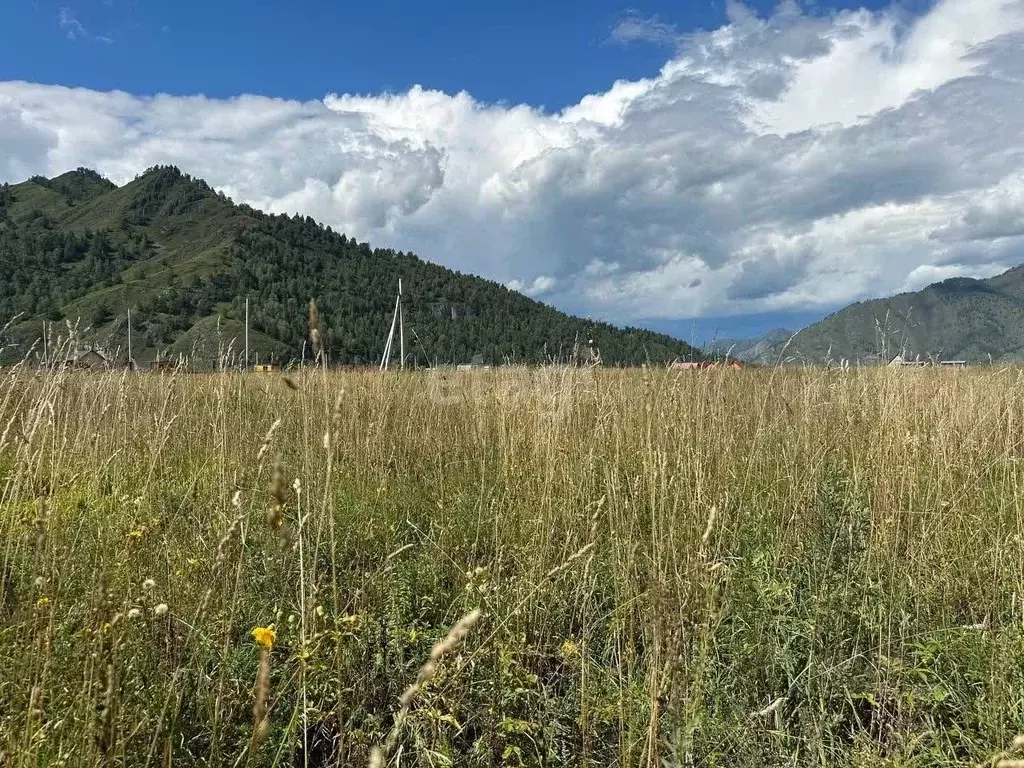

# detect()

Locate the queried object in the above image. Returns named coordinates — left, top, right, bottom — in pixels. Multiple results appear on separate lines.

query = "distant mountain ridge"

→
left=708, top=328, right=795, bottom=364
left=718, top=266, right=1024, bottom=364
left=0, top=167, right=705, bottom=366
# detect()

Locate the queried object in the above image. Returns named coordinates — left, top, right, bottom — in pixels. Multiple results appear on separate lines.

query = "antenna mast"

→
left=244, top=296, right=250, bottom=370
left=380, top=283, right=401, bottom=371
left=398, top=278, right=405, bottom=370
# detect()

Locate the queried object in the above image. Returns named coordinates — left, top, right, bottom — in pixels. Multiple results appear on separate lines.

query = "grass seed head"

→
left=251, top=645, right=272, bottom=749
left=267, top=457, right=287, bottom=531
left=700, top=505, right=718, bottom=548
left=308, top=299, right=322, bottom=359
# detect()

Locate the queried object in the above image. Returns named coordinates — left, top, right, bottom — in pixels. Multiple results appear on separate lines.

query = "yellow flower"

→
left=128, top=529, right=144, bottom=540
left=251, top=626, right=276, bottom=651
left=560, top=639, right=580, bottom=658
left=35, top=596, right=50, bottom=609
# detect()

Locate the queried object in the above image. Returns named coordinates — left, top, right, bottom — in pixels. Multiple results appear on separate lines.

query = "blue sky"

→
left=4, top=1, right=899, bottom=109
left=2, top=0, right=1020, bottom=344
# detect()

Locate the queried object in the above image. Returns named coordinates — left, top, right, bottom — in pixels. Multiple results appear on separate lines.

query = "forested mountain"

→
left=715, top=267, right=1024, bottom=364
left=0, top=167, right=704, bottom=366
left=708, top=328, right=795, bottom=364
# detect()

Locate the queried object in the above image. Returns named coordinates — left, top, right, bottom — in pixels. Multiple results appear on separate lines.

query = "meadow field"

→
left=1, top=364, right=1024, bottom=767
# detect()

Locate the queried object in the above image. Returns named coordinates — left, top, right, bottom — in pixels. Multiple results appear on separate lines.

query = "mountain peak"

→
left=0, top=166, right=704, bottom=367
left=137, top=164, right=183, bottom=181
left=26, top=167, right=116, bottom=206
left=780, top=265, right=1024, bottom=363
left=54, top=167, right=115, bottom=186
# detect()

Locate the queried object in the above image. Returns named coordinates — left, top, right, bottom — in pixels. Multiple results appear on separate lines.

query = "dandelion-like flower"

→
left=127, top=608, right=142, bottom=620
left=142, top=578, right=156, bottom=591
left=252, top=626, right=276, bottom=651
left=153, top=603, right=169, bottom=616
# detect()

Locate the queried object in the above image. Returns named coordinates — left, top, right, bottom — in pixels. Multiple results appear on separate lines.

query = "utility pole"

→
left=398, top=278, right=405, bottom=370
left=379, top=278, right=407, bottom=371
left=127, top=308, right=133, bottom=370
left=244, top=295, right=250, bottom=370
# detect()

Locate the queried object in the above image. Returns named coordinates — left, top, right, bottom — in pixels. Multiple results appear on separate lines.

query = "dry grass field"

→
left=1, top=364, right=1024, bottom=766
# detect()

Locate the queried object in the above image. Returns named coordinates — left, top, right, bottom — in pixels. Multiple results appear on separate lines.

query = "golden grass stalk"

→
left=371, top=609, right=484, bottom=766
left=546, top=542, right=595, bottom=578
left=308, top=300, right=322, bottom=362
left=250, top=646, right=272, bottom=750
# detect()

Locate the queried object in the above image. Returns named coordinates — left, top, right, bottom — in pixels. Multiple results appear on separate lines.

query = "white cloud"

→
left=931, top=172, right=1024, bottom=243
left=3, top=0, right=1024, bottom=326
left=58, top=8, right=88, bottom=40
left=610, top=13, right=680, bottom=47
left=507, top=276, right=557, bottom=297
left=57, top=7, right=111, bottom=43
left=899, top=262, right=1010, bottom=293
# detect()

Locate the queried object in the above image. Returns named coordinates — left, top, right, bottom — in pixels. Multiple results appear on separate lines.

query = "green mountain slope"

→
left=766, top=267, right=1024, bottom=364
left=0, top=167, right=704, bottom=367
left=708, top=328, right=795, bottom=364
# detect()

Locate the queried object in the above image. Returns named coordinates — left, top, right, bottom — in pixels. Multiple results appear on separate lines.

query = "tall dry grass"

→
left=0, top=364, right=1022, bottom=766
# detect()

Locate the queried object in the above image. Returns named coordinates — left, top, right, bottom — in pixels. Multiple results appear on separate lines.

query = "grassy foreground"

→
left=1, top=365, right=1024, bottom=767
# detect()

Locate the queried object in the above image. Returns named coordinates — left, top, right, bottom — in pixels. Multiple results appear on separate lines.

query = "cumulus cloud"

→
left=3, top=0, right=1024, bottom=325
left=507, top=275, right=557, bottom=297
left=898, top=262, right=1008, bottom=293
left=931, top=172, right=1024, bottom=243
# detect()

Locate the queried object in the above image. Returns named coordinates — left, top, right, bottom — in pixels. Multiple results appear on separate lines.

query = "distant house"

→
left=253, top=364, right=277, bottom=373
left=456, top=353, right=489, bottom=372
left=670, top=360, right=728, bottom=371
left=889, top=355, right=928, bottom=368
left=62, top=348, right=108, bottom=371
left=939, top=360, right=967, bottom=368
